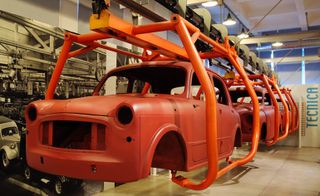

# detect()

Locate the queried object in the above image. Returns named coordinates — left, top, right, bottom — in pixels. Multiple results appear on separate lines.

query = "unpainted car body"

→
left=25, top=61, right=241, bottom=182
left=229, top=87, right=279, bottom=142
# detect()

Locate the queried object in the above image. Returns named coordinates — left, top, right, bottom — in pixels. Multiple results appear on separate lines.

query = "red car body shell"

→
left=25, top=61, right=241, bottom=182
left=230, top=87, right=279, bottom=142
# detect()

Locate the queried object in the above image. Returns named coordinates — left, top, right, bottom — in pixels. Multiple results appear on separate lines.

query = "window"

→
left=264, top=93, right=272, bottom=106
left=191, top=73, right=228, bottom=105
left=230, top=89, right=262, bottom=104
left=97, top=66, right=186, bottom=95
left=191, top=73, right=205, bottom=100
left=1, top=127, right=18, bottom=137
left=213, top=77, right=228, bottom=105
left=100, top=76, right=145, bottom=95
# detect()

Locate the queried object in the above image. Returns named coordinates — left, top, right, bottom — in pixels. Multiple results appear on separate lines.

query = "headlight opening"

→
left=117, top=106, right=133, bottom=125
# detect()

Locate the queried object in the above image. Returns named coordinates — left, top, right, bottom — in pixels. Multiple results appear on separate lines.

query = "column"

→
left=59, top=0, right=79, bottom=33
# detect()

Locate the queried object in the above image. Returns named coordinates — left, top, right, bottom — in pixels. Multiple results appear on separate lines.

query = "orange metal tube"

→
left=287, top=89, right=299, bottom=131
left=74, top=31, right=110, bottom=43
left=141, top=83, right=150, bottom=95
left=217, top=38, right=260, bottom=178
left=262, top=78, right=280, bottom=145
left=273, top=85, right=290, bottom=141
left=282, top=89, right=295, bottom=133
left=248, top=74, right=281, bottom=145
left=45, top=33, right=73, bottom=100
left=68, top=45, right=98, bottom=58
left=171, top=16, right=218, bottom=191
left=132, top=21, right=176, bottom=34
left=191, top=30, right=201, bottom=43
left=173, top=15, right=228, bottom=55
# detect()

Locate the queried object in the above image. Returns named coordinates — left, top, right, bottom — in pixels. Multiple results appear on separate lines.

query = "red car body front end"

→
left=25, top=97, right=143, bottom=182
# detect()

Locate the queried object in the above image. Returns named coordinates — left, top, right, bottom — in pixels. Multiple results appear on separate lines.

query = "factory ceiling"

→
left=224, top=0, right=320, bottom=33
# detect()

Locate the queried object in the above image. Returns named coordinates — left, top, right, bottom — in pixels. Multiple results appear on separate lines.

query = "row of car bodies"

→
left=229, top=86, right=298, bottom=144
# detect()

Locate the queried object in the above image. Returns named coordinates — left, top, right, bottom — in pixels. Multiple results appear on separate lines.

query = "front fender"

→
left=1, top=145, right=19, bottom=160
left=141, top=123, right=184, bottom=176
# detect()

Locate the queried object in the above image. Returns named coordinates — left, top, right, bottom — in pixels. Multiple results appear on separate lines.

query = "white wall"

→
left=0, top=0, right=119, bottom=34
left=0, top=0, right=60, bottom=27
left=280, top=84, right=320, bottom=147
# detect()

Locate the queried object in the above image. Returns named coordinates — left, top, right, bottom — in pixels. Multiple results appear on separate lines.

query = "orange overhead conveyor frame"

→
left=248, top=75, right=290, bottom=146
left=226, top=75, right=290, bottom=145
left=45, top=7, right=260, bottom=190
left=264, top=77, right=290, bottom=143
left=281, top=88, right=299, bottom=133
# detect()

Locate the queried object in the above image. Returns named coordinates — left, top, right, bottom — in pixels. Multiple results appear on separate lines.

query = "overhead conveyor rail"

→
left=35, top=0, right=297, bottom=191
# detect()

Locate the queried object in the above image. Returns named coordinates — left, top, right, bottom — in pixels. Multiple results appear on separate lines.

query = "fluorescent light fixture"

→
left=256, top=45, right=272, bottom=50
left=237, top=28, right=249, bottom=39
left=272, top=42, right=283, bottom=47
left=223, top=13, right=236, bottom=26
left=202, top=0, right=218, bottom=7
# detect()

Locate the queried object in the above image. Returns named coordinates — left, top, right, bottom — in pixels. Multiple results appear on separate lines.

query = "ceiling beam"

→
left=294, top=0, right=308, bottom=31
left=250, top=40, right=320, bottom=51
left=263, top=55, right=320, bottom=64
left=236, top=0, right=255, bottom=2
left=25, top=27, right=50, bottom=50
left=240, top=30, right=320, bottom=44
left=113, top=0, right=165, bottom=22
left=187, top=0, right=208, bottom=5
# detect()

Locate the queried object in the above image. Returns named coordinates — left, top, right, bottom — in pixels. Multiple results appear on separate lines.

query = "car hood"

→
left=31, top=94, right=179, bottom=116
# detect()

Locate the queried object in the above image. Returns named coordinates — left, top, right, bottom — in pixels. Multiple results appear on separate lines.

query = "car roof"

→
left=230, top=86, right=266, bottom=93
left=108, top=61, right=225, bottom=80
left=0, top=116, right=13, bottom=124
left=108, top=61, right=192, bottom=73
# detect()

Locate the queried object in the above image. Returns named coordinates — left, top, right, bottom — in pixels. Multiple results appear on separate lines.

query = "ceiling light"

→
left=223, top=13, right=236, bottom=26
left=272, top=42, right=283, bottom=47
left=237, top=28, right=249, bottom=39
left=201, top=0, right=218, bottom=7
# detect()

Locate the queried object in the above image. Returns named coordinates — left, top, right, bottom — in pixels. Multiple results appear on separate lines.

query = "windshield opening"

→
left=2, top=127, right=18, bottom=136
left=96, top=66, right=187, bottom=96
left=229, top=89, right=264, bottom=104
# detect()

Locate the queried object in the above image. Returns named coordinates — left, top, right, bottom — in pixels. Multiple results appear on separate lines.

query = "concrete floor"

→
left=97, top=146, right=320, bottom=196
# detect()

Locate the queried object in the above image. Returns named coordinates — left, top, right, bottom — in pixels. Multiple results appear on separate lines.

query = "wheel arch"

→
left=1, top=146, right=16, bottom=160
left=142, top=123, right=187, bottom=176
left=234, top=127, right=242, bottom=147
left=260, top=122, right=267, bottom=140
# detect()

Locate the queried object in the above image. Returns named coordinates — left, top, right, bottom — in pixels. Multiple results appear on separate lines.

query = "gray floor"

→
left=97, top=146, right=320, bottom=196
